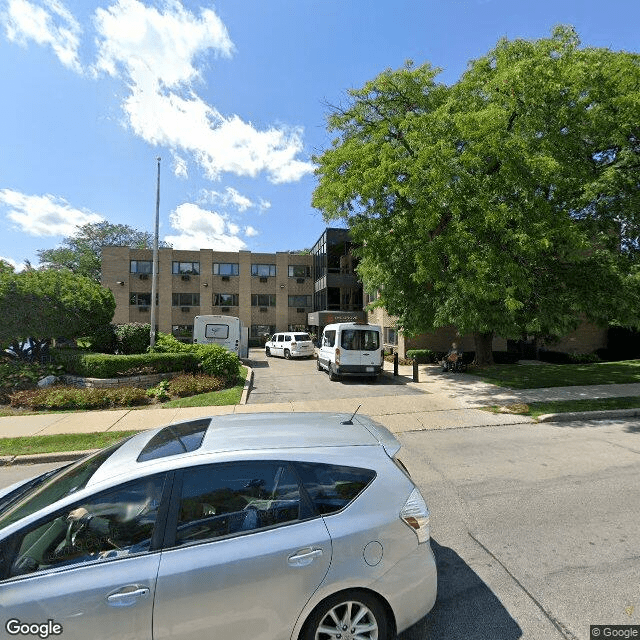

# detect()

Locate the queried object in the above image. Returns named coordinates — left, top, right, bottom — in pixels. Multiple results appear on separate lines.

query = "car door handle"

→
left=107, top=587, right=150, bottom=606
left=288, top=548, right=323, bottom=567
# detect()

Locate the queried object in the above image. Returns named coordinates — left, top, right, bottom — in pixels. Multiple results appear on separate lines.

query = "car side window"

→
left=277, top=335, right=284, bottom=342
left=1, top=474, right=167, bottom=581
left=285, top=335, right=291, bottom=342
left=174, top=462, right=301, bottom=547
left=294, top=462, right=375, bottom=515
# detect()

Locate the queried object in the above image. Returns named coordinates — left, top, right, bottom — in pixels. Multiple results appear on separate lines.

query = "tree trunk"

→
left=473, top=331, right=494, bottom=366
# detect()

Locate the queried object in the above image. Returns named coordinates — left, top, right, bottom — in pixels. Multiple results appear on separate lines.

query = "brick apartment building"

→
left=102, top=228, right=607, bottom=356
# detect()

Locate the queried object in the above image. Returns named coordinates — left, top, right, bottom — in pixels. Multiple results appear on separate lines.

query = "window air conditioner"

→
left=139, top=306, right=149, bottom=312
left=259, top=307, right=267, bottom=312
left=139, top=273, right=149, bottom=280
left=181, top=306, right=191, bottom=312
left=296, top=278, right=305, bottom=284
left=297, top=308, right=305, bottom=313
left=259, top=277, right=268, bottom=283
left=221, top=276, right=230, bottom=281
left=181, top=274, right=190, bottom=281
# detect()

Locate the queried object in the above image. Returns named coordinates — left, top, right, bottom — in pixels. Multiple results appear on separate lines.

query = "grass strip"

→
left=0, top=431, right=139, bottom=456
left=162, top=367, right=247, bottom=408
left=486, top=396, right=640, bottom=419
left=470, top=360, right=640, bottom=389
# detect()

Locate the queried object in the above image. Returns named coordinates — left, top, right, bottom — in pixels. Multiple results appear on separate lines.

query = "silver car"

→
left=0, top=413, right=437, bottom=640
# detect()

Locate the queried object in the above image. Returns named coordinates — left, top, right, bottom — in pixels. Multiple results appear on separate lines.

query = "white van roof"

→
left=323, top=322, right=381, bottom=331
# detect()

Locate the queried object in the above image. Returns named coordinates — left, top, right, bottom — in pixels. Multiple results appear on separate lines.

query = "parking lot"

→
left=246, top=347, right=424, bottom=404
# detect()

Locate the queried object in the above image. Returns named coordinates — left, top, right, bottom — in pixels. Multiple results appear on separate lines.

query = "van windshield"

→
left=340, top=330, right=379, bottom=351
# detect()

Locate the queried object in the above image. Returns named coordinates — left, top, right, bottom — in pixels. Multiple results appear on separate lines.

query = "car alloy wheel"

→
left=304, top=591, right=389, bottom=640
left=284, top=349, right=291, bottom=359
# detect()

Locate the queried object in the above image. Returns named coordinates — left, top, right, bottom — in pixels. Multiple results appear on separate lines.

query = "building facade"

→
left=102, top=246, right=313, bottom=344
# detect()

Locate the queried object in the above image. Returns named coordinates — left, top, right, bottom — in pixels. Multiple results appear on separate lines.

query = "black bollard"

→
left=412, top=358, right=419, bottom=382
left=393, top=352, right=398, bottom=376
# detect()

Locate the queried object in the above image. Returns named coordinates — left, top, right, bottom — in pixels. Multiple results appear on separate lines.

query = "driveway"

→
left=246, top=347, right=425, bottom=404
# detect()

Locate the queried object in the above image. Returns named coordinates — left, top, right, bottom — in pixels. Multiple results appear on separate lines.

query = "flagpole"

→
left=149, top=157, right=160, bottom=347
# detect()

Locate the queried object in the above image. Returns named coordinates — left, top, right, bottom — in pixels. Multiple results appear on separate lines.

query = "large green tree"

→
left=37, top=221, right=172, bottom=282
left=313, top=27, right=640, bottom=364
left=0, top=268, right=116, bottom=345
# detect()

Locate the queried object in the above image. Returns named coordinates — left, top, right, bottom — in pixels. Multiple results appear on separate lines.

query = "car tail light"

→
left=291, top=341, right=297, bottom=348
left=400, top=488, right=430, bottom=544
left=335, top=348, right=340, bottom=365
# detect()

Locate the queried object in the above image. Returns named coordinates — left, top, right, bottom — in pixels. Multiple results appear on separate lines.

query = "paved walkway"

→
left=1, top=363, right=639, bottom=446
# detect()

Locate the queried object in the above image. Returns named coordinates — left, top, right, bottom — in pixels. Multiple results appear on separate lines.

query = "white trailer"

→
left=193, top=315, right=248, bottom=358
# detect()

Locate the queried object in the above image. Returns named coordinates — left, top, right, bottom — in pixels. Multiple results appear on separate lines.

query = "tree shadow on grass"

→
left=399, top=539, right=522, bottom=640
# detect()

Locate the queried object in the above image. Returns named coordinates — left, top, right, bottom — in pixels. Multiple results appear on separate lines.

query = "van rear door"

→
left=339, top=327, right=381, bottom=370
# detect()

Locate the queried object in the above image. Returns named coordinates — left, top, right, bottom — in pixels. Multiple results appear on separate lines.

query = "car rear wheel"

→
left=284, top=349, right=291, bottom=359
left=301, top=591, right=390, bottom=640
left=328, top=364, right=339, bottom=381
left=316, top=358, right=322, bottom=371
left=265, top=347, right=271, bottom=357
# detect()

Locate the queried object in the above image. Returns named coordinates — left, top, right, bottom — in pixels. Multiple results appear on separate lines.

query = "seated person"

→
left=442, top=342, right=462, bottom=371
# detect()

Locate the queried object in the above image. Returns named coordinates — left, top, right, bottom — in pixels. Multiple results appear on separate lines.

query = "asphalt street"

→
left=2, top=417, right=638, bottom=640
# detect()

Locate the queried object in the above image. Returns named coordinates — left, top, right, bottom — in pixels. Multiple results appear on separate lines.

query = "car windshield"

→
left=0, top=438, right=132, bottom=531
left=294, top=334, right=311, bottom=341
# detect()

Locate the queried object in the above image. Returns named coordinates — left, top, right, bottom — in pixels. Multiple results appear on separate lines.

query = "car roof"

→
left=87, top=412, right=400, bottom=487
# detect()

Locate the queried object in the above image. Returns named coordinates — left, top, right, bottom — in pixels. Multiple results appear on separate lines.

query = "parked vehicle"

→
left=0, top=412, right=436, bottom=640
left=265, top=331, right=314, bottom=359
left=192, top=315, right=248, bottom=357
left=317, top=322, right=383, bottom=381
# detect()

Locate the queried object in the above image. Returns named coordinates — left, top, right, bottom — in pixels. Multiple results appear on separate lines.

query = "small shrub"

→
left=10, top=386, right=148, bottom=410
left=406, top=349, right=437, bottom=363
left=115, top=323, right=151, bottom=354
left=147, top=380, right=171, bottom=402
left=89, top=324, right=117, bottom=354
left=0, top=360, right=64, bottom=403
left=67, top=352, right=199, bottom=378
left=168, top=374, right=226, bottom=397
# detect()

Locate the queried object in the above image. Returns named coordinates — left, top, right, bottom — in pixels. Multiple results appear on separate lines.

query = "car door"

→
left=153, top=461, right=332, bottom=640
left=0, top=473, right=169, bottom=640
left=275, top=334, right=285, bottom=357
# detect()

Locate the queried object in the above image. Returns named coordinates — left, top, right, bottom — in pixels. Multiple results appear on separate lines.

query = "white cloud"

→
left=172, top=152, right=188, bottom=179
left=245, top=225, right=258, bottom=237
left=93, top=0, right=313, bottom=183
left=0, top=189, right=103, bottom=236
left=202, top=187, right=254, bottom=212
left=164, top=202, right=247, bottom=251
left=0, top=255, right=27, bottom=272
left=3, top=0, right=82, bottom=73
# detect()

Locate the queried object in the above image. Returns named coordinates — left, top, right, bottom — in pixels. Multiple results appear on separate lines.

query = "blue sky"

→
left=0, top=0, right=638, bottom=271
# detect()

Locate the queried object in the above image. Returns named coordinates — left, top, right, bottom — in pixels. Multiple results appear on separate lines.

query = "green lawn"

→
left=488, top=396, right=640, bottom=418
left=0, top=431, right=139, bottom=456
left=162, top=368, right=246, bottom=407
left=470, top=360, right=640, bottom=389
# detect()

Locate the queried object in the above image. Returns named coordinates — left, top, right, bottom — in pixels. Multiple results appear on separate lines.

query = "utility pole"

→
left=149, top=157, right=160, bottom=348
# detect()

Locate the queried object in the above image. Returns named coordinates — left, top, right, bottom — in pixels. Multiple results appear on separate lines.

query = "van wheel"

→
left=329, top=365, right=339, bottom=381
left=265, top=347, right=271, bottom=357
left=316, top=358, right=322, bottom=371
left=284, top=349, right=291, bottom=359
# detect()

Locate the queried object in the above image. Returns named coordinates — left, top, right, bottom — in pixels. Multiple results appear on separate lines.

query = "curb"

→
left=240, top=366, right=254, bottom=405
left=537, top=408, right=640, bottom=423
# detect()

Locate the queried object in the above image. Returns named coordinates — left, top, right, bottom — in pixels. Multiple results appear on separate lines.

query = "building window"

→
left=288, top=295, right=311, bottom=307
left=384, top=327, right=398, bottom=346
left=251, top=324, right=275, bottom=338
left=172, top=261, right=200, bottom=275
left=130, top=260, right=152, bottom=274
left=213, top=263, right=239, bottom=276
left=213, top=293, right=239, bottom=306
left=172, top=293, right=200, bottom=306
left=251, top=264, right=276, bottom=277
left=130, top=293, right=151, bottom=306
left=251, top=294, right=276, bottom=307
left=288, top=265, right=310, bottom=278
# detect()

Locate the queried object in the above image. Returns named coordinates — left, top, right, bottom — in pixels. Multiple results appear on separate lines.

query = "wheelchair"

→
left=441, top=351, right=466, bottom=373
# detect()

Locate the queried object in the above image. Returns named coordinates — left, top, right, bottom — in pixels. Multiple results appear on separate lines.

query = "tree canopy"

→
left=0, top=268, right=116, bottom=345
left=312, top=26, right=640, bottom=363
left=37, top=221, right=172, bottom=281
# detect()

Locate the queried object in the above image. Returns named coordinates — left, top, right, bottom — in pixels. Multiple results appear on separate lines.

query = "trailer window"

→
left=205, top=324, right=230, bottom=339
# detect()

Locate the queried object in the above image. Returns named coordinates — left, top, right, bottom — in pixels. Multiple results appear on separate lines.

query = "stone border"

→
left=61, top=373, right=175, bottom=389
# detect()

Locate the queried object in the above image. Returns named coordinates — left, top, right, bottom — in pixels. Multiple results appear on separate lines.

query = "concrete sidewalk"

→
left=1, top=362, right=639, bottom=465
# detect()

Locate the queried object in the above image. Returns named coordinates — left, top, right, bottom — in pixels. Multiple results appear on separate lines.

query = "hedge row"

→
left=51, top=351, right=200, bottom=379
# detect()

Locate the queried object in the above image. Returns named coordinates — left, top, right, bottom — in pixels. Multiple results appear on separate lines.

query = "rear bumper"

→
left=372, top=541, right=438, bottom=633
left=336, top=364, right=382, bottom=376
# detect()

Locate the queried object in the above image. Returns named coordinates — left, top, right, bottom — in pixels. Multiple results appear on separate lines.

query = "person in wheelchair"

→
left=442, top=342, right=464, bottom=372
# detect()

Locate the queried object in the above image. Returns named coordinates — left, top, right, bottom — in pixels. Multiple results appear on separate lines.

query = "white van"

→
left=265, top=332, right=314, bottom=359
left=192, top=315, right=248, bottom=358
left=317, top=322, right=383, bottom=381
